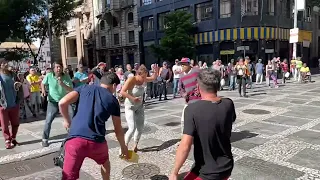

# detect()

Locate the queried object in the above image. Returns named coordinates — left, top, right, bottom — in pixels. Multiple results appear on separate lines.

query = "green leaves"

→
left=0, top=0, right=82, bottom=43
left=150, top=11, right=195, bottom=62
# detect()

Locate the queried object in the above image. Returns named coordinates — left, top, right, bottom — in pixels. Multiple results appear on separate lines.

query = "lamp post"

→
left=46, top=0, right=54, bottom=66
left=292, top=0, right=298, bottom=59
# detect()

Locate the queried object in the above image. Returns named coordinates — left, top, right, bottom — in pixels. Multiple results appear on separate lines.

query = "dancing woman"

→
left=120, top=64, right=158, bottom=152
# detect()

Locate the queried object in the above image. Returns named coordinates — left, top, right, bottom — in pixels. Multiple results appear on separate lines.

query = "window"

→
left=113, top=17, right=118, bottom=27
left=306, top=7, right=311, bottom=17
left=142, top=0, right=152, bottom=6
left=318, top=16, right=320, bottom=29
left=128, top=12, right=134, bottom=24
left=196, top=2, right=213, bottom=22
left=100, top=20, right=105, bottom=30
left=101, top=36, right=106, bottom=47
left=241, top=0, right=258, bottom=16
left=158, top=12, right=169, bottom=30
left=143, top=16, right=154, bottom=32
left=176, top=7, right=189, bottom=12
left=47, top=51, right=50, bottom=57
left=267, top=0, right=274, bottom=15
left=220, top=0, right=231, bottom=18
left=129, top=31, right=135, bottom=43
left=114, top=34, right=119, bottom=45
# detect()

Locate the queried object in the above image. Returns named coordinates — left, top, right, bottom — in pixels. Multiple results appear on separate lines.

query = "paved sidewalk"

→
left=1, top=77, right=320, bottom=179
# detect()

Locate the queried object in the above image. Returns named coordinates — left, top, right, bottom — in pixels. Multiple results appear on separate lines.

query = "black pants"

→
left=237, top=77, right=247, bottom=96
left=150, top=82, right=158, bottom=98
left=159, top=81, right=168, bottom=100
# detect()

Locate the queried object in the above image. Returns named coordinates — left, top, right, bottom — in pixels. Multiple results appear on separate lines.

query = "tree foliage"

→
left=0, top=0, right=82, bottom=62
left=150, top=11, right=195, bottom=63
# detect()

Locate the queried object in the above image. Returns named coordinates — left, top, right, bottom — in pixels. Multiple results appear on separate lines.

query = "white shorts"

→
left=30, top=92, right=41, bottom=105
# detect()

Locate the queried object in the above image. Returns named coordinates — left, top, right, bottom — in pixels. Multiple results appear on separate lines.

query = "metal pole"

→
left=46, top=0, right=54, bottom=66
left=292, top=0, right=298, bottom=59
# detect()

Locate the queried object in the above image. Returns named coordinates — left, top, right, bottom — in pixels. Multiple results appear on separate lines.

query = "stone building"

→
left=94, top=0, right=140, bottom=68
left=60, top=0, right=96, bottom=68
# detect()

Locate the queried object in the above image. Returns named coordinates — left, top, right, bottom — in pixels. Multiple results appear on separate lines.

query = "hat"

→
left=98, top=62, right=106, bottom=67
left=180, top=57, right=190, bottom=64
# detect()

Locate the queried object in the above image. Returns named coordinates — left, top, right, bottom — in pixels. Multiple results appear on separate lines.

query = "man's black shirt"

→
left=183, top=98, right=236, bottom=180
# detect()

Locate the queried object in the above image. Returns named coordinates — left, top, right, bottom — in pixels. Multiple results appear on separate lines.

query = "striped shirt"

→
left=179, top=68, right=201, bottom=104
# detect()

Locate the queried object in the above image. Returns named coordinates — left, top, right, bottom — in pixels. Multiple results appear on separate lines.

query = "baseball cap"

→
left=180, top=57, right=191, bottom=64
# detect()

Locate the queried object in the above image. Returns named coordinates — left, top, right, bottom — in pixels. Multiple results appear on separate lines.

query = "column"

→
left=60, top=35, right=67, bottom=67
left=75, top=16, right=83, bottom=64
left=134, top=48, right=140, bottom=64
left=123, top=48, right=128, bottom=65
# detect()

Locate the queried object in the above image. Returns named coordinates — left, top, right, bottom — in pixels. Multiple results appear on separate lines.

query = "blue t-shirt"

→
left=68, top=85, right=120, bottom=143
left=73, top=71, right=88, bottom=87
left=256, top=63, right=264, bottom=74
left=0, top=73, right=16, bottom=108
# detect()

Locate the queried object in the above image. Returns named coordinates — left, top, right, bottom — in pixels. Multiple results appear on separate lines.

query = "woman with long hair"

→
left=120, top=64, right=158, bottom=152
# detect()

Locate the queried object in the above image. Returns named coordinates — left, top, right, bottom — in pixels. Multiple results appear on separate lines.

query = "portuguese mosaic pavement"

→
left=1, top=76, right=320, bottom=179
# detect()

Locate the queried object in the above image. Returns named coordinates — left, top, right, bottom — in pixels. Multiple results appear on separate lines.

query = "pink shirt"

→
left=22, top=79, right=30, bottom=98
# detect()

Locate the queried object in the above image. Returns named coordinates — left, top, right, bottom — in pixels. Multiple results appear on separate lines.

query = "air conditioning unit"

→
left=205, top=7, right=212, bottom=13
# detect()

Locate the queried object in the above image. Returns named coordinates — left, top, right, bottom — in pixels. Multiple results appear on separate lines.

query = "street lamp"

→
left=292, top=0, right=298, bottom=59
left=46, top=0, right=54, bottom=66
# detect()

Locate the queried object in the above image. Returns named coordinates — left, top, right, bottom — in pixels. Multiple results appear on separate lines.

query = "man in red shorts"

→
left=59, top=72, right=128, bottom=180
left=170, top=69, right=236, bottom=180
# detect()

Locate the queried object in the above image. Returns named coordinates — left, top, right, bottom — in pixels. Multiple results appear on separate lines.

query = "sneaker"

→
left=42, top=140, right=49, bottom=147
left=5, top=140, right=13, bottom=149
left=12, top=139, right=19, bottom=146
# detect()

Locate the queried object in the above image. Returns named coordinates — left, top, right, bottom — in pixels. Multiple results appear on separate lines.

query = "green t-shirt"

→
left=42, top=72, right=73, bottom=102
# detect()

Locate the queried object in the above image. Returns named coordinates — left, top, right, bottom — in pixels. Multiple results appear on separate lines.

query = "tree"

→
left=0, top=0, right=82, bottom=63
left=150, top=11, right=195, bottom=63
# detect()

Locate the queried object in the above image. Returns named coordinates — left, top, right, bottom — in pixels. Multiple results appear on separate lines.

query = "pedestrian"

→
left=18, top=72, right=35, bottom=121
left=149, top=64, right=159, bottom=99
left=172, top=59, right=182, bottom=98
left=179, top=57, right=202, bottom=133
left=281, top=59, right=289, bottom=84
left=120, top=64, right=158, bottom=152
left=0, top=58, right=24, bottom=149
left=169, top=69, right=236, bottom=180
left=227, top=59, right=236, bottom=90
left=41, top=62, right=74, bottom=147
left=255, top=59, right=264, bottom=84
left=91, top=62, right=107, bottom=85
left=235, top=58, right=249, bottom=97
left=59, top=72, right=128, bottom=180
left=158, top=61, right=172, bottom=101
left=73, top=64, right=88, bottom=88
left=26, top=68, right=42, bottom=115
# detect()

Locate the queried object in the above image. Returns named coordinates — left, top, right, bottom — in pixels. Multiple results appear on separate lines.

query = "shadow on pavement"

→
left=139, top=139, right=181, bottom=152
left=18, top=133, right=68, bottom=146
left=231, top=130, right=258, bottom=143
left=151, top=172, right=188, bottom=180
left=20, top=113, right=47, bottom=124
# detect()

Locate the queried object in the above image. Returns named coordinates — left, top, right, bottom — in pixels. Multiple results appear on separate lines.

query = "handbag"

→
left=53, top=139, right=67, bottom=168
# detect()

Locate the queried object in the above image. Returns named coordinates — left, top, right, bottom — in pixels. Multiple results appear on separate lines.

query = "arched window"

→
left=100, top=20, right=105, bottom=30
left=128, top=12, right=133, bottom=24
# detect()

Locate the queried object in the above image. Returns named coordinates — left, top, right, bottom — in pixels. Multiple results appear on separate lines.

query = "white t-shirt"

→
left=172, top=65, right=182, bottom=79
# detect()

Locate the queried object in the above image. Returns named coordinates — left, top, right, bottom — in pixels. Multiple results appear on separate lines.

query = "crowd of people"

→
left=0, top=55, right=315, bottom=180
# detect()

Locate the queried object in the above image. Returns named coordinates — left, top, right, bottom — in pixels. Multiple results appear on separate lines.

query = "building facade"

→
left=139, top=0, right=318, bottom=66
left=94, top=0, right=141, bottom=68
left=37, top=38, right=61, bottom=69
left=60, top=0, right=96, bottom=68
